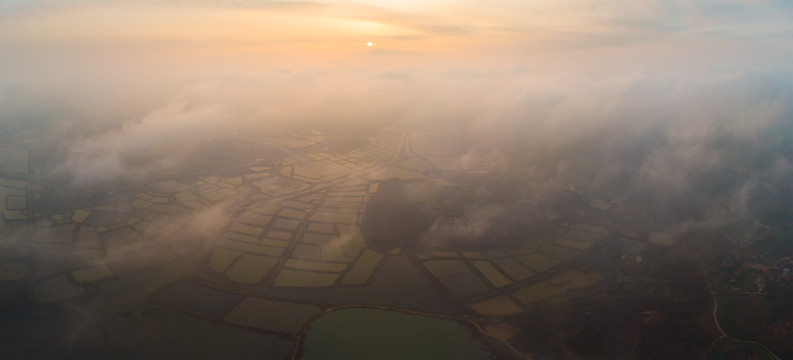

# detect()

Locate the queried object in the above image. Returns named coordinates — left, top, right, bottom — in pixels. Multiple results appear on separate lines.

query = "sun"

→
left=367, top=42, right=373, bottom=47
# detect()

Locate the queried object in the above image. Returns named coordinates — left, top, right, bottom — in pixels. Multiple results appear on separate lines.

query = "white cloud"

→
left=53, top=103, right=225, bottom=185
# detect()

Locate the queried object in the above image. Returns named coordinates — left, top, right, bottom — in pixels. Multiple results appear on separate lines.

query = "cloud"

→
left=6, top=65, right=788, bottom=218
left=420, top=205, right=505, bottom=247
left=1, top=4, right=792, bottom=357
left=133, top=202, right=236, bottom=257
left=0, top=1, right=790, bottom=230
left=52, top=103, right=225, bottom=186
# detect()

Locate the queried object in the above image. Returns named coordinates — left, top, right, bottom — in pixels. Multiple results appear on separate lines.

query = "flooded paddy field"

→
left=2, top=1, right=792, bottom=357
left=1, top=125, right=790, bottom=359
left=300, top=308, right=492, bottom=359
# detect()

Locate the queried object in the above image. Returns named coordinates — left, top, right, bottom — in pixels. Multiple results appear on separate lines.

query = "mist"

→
left=1, top=1, right=792, bottom=359
left=2, top=2, right=791, bottom=194
left=3, top=62, right=790, bottom=227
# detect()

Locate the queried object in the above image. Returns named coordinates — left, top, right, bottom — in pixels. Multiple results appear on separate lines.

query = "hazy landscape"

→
left=1, top=1, right=792, bottom=359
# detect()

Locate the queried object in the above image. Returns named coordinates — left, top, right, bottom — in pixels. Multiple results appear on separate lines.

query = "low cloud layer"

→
left=52, top=103, right=225, bottom=184
left=0, top=1, right=790, bottom=228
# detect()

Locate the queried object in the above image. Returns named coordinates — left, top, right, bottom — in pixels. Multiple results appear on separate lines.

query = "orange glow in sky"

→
left=0, top=1, right=790, bottom=73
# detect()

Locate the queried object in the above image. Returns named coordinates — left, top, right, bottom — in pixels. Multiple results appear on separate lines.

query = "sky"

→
left=0, top=0, right=791, bottom=224
left=1, top=0, right=791, bottom=72
left=2, top=4, right=792, bottom=357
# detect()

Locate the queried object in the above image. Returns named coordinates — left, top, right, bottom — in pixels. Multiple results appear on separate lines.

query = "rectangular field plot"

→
left=284, top=259, right=348, bottom=272
left=512, top=282, right=561, bottom=305
left=228, top=223, right=265, bottom=236
left=563, top=229, right=610, bottom=243
left=537, top=244, right=581, bottom=260
left=209, top=248, right=242, bottom=273
left=342, top=250, right=384, bottom=285
left=216, top=239, right=285, bottom=257
left=310, top=211, right=358, bottom=224
left=423, top=259, right=471, bottom=278
left=223, top=297, right=322, bottom=334
left=470, top=260, right=513, bottom=287
left=307, top=222, right=336, bottom=234
left=561, top=222, right=610, bottom=234
left=551, top=237, right=595, bottom=250
left=515, top=253, right=561, bottom=273
left=158, top=281, right=243, bottom=320
left=224, top=254, right=278, bottom=284
left=438, top=272, right=489, bottom=298
left=5, top=195, right=26, bottom=210
left=493, top=258, right=535, bottom=281
left=273, top=269, right=339, bottom=287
